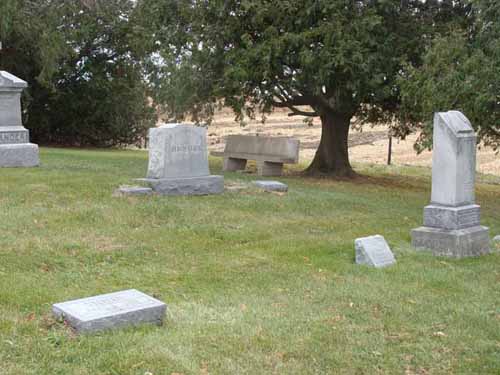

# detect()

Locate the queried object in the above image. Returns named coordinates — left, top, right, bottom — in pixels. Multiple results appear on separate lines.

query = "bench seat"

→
left=210, top=135, right=300, bottom=176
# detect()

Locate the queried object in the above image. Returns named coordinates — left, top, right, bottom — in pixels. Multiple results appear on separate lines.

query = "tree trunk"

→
left=304, top=111, right=355, bottom=177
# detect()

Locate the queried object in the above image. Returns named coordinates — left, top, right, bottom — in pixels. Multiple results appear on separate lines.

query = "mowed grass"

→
left=0, top=147, right=499, bottom=375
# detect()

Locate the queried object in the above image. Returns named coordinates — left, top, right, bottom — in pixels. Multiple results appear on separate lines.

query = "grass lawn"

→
left=1, top=147, right=499, bottom=374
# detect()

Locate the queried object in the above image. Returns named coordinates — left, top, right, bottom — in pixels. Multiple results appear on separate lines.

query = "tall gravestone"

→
left=411, top=111, right=490, bottom=257
left=0, top=71, right=39, bottom=167
left=138, top=124, right=224, bottom=195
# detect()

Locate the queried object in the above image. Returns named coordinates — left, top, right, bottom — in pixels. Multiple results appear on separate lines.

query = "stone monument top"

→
left=0, top=71, right=28, bottom=89
left=435, top=110, right=474, bottom=136
left=431, top=110, right=476, bottom=207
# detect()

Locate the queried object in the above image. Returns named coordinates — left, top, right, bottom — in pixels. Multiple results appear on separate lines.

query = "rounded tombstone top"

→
left=0, top=71, right=28, bottom=90
left=434, top=110, right=473, bottom=136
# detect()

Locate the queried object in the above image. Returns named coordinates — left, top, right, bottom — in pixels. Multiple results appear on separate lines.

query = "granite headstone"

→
left=137, top=124, right=223, bottom=195
left=411, top=111, right=490, bottom=257
left=355, top=235, right=396, bottom=268
left=0, top=71, right=39, bottom=167
left=52, top=289, right=166, bottom=333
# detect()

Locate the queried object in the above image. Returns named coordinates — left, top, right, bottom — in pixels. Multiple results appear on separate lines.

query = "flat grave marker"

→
left=253, top=180, right=288, bottom=192
left=52, top=289, right=166, bottom=333
left=116, top=186, right=153, bottom=196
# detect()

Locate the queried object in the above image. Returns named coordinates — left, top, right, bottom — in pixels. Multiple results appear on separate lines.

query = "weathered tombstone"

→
left=0, top=71, right=39, bottom=167
left=253, top=180, right=288, bottom=192
left=355, top=235, right=396, bottom=268
left=52, top=289, right=166, bottom=333
left=137, top=124, right=224, bottom=195
left=411, top=111, right=490, bottom=257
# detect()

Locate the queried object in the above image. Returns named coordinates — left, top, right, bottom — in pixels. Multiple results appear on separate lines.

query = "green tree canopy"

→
left=142, top=0, right=469, bottom=176
left=0, top=0, right=157, bottom=147
left=399, top=0, right=499, bottom=152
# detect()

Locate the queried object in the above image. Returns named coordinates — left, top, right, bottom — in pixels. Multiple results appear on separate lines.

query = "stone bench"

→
left=211, top=135, right=300, bottom=176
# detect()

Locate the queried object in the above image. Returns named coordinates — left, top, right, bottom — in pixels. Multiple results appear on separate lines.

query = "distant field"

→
left=202, top=107, right=500, bottom=177
left=0, top=148, right=499, bottom=374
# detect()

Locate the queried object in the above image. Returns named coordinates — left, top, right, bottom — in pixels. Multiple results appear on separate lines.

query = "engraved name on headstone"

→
left=52, top=289, right=167, bottom=333
left=0, top=130, right=28, bottom=144
left=355, top=235, right=396, bottom=268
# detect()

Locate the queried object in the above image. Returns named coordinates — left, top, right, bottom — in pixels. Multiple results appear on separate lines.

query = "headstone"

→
left=137, top=124, right=224, bottom=195
left=116, top=186, right=153, bottom=196
left=355, top=235, right=396, bottom=268
left=411, top=111, right=490, bottom=257
left=253, top=180, right=288, bottom=192
left=52, top=289, right=166, bottom=333
left=0, top=71, right=39, bottom=167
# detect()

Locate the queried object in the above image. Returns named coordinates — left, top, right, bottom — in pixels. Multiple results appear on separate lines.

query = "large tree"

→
left=140, top=0, right=467, bottom=176
left=0, top=0, right=157, bottom=147
left=398, top=0, right=499, bottom=152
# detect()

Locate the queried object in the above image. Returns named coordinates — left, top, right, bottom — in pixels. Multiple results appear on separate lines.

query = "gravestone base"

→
left=411, top=225, right=490, bottom=258
left=0, top=143, right=39, bottom=167
left=138, top=175, right=224, bottom=196
left=423, top=204, right=481, bottom=230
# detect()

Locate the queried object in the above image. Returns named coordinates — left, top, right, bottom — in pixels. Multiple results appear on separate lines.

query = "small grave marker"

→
left=52, top=289, right=166, bottom=333
left=253, top=180, right=288, bottom=192
left=355, top=235, right=396, bottom=268
left=116, top=186, right=153, bottom=196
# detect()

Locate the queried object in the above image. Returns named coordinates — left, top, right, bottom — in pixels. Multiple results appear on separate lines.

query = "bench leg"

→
left=256, top=161, right=284, bottom=176
left=224, top=157, right=247, bottom=172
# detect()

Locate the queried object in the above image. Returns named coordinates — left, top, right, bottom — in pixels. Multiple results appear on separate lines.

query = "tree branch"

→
left=287, top=107, right=318, bottom=117
left=272, top=95, right=313, bottom=107
left=270, top=99, right=317, bottom=117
